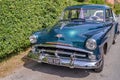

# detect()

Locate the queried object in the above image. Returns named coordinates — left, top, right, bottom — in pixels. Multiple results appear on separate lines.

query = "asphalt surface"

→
left=0, top=17, right=120, bottom=80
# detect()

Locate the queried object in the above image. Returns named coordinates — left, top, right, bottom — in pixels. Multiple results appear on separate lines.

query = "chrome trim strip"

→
left=41, top=49, right=87, bottom=57
left=46, top=42, right=72, bottom=46
left=35, top=44, right=93, bottom=55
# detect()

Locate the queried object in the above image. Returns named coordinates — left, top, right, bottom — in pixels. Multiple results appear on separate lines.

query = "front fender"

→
left=89, top=27, right=110, bottom=60
left=91, top=28, right=109, bottom=46
left=32, top=29, right=48, bottom=44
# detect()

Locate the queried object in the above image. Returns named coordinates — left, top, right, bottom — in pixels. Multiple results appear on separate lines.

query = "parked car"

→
left=28, top=4, right=119, bottom=72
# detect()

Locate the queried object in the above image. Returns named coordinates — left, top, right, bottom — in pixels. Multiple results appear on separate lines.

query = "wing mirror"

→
left=109, top=17, right=114, bottom=20
left=116, top=15, right=119, bottom=17
left=105, top=17, right=114, bottom=22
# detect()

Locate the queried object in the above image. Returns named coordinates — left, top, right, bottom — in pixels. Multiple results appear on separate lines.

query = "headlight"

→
left=29, top=35, right=37, bottom=44
left=86, top=38, right=97, bottom=50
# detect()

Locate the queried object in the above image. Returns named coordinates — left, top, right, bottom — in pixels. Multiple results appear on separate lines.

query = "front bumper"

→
left=27, top=44, right=102, bottom=69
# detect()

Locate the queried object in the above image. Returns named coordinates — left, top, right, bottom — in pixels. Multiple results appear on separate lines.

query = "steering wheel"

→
left=89, top=16, right=101, bottom=20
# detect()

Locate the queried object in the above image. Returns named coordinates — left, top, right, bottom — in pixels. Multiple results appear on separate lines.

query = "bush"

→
left=74, top=0, right=85, bottom=2
left=114, top=3, right=120, bottom=15
left=0, top=0, right=77, bottom=60
left=89, top=0, right=105, bottom=4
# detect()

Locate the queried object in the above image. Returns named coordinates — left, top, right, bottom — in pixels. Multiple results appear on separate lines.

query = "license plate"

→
left=48, top=58, right=60, bottom=64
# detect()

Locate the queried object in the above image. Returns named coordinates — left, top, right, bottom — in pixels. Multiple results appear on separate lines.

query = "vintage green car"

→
left=28, top=4, right=119, bottom=72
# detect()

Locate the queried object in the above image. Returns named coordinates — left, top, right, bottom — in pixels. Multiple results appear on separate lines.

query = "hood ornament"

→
left=56, top=34, right=63, bottom=38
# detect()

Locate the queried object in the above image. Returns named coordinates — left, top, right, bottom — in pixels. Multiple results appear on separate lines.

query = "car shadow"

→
left=22, top=56, right=96, bottom=78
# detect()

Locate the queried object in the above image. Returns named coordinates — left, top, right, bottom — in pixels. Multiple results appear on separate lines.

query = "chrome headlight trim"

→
left=88, top=54, right=96, bottom=60
left=29, top=35, right=37, bottom=44
left=86, top=38, right=97, bottom=50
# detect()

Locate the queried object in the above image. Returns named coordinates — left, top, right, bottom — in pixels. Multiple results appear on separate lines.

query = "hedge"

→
left=114, top=3, right=120, bottom=15
left=0, top=0, right=78, bottom=60
left=89, top=0, right=105, bottom=4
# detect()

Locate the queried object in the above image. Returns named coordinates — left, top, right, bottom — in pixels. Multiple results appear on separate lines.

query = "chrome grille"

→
left=35, top=45, right=90, bottom=59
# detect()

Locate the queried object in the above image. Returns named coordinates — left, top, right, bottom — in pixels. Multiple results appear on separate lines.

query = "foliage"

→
left=74, top=0, right=85, bottom=2
left=89, top=0, right=120, bottom=15
left=0, top=0, right=78, bottom=60
left=89, top=0, right=105, bottom=4
left=114, top=3, right=120, bottom=15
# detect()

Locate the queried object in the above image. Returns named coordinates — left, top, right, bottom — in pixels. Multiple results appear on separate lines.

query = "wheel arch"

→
left=103, top=43, right=107, bottom=55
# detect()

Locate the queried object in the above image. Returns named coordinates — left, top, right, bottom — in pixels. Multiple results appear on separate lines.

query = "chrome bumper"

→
left=28, top=52, right=102, bottom=69
left=41, top=58, right=101, bottom=69
left=28, top=45, right=102, bottom=69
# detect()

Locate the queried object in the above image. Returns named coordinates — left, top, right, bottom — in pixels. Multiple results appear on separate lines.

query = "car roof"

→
left=64, top=4, right=110, bottom=10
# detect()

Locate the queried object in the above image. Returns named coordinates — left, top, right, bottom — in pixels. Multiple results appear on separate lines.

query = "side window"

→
left=105, top=9, right=113, bottom=21
left=109, top=9, right=113, bottom=17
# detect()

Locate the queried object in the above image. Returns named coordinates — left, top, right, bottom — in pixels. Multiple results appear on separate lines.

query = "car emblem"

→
left=56, top=34, right=63, bottom=38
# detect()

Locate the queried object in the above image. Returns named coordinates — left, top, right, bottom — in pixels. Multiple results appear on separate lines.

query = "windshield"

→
left=61, top=8, right=104, bottom=22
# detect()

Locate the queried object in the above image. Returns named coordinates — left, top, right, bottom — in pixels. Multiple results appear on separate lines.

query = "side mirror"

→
left=105, top=17, right=114, bottom=22
left=109, top=17, right=114, bottom=20
left=106, top=17, right=114, bottom=22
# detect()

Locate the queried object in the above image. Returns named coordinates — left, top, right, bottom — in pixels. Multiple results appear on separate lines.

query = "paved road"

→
left=0, top=18, right=120, bottom=80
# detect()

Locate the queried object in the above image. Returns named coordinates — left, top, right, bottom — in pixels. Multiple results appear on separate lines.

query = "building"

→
left=106, top=0, right=120, bottom=4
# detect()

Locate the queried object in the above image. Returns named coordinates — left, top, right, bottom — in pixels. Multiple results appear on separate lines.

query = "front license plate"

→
left=48, top=58, right=60, bottom=64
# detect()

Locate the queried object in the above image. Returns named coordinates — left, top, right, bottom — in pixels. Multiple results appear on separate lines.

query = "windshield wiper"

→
left=71, top=18, right=85, bottom=22
left=86, top=19, right=104, bottom=23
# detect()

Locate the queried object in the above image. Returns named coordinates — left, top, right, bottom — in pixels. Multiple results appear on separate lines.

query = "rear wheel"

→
left=113, top=34, right=117, bottom=44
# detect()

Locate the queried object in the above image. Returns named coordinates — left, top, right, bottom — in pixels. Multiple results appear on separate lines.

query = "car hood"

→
left=39, top=21, right=106, bottom=49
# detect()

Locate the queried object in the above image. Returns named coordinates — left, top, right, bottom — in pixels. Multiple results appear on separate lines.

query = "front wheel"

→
left=93, top=56, right=104, bottom=73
